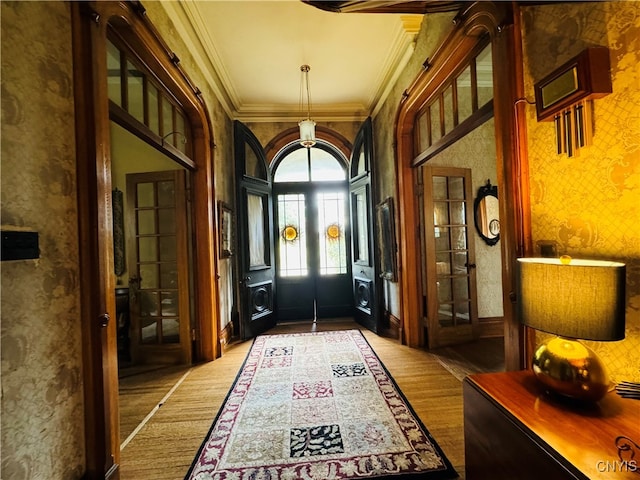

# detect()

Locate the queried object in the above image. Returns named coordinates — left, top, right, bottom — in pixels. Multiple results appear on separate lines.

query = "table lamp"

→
left=516, top=256, right=626, bottom=402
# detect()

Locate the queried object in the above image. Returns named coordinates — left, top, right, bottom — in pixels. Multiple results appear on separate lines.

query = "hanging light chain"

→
left=301, top=64, right=312, bottom=119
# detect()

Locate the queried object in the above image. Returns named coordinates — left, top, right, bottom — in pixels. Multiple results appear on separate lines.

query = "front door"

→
left=234, top=121, right=277, bottom=339
left=273, top=143, right=352, bottom=321
left=349, top=118, right=381, bottom=332
left=423, top=166, right=479, bottom=348
left=126, top=170, right=192, bottom=364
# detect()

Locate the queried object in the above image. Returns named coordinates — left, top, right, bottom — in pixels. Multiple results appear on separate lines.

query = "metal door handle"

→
left=466, top=263, right=476, bottom=269
left=98, top=313, right=110, bottom=328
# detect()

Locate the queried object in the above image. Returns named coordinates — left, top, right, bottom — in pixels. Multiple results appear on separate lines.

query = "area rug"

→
left=185, top=330, right=457, bottom=479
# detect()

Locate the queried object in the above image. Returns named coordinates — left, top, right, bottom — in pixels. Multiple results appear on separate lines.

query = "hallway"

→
left=118, top=319, right=504, bottom=479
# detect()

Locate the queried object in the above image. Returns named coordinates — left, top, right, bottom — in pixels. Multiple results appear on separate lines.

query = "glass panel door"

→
left=424, top=166, right=478, bottom=348
left=317, top=191, right=347, bottom=275
left=126, top=170, right=191, bottom=364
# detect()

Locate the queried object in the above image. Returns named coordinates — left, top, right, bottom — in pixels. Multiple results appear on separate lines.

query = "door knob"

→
left=466, top=263, right=476, bottom=269
left=98, top=313, right=110, bottom=328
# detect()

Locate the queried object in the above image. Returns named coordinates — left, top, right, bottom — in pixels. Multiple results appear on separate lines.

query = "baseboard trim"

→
left=479, top=317, right=504, bottom=338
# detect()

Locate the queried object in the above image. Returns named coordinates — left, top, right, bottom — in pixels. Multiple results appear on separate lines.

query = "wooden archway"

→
left=394, top=1, right=531, bottom=369
left=72, top=1, right=219, bottom=477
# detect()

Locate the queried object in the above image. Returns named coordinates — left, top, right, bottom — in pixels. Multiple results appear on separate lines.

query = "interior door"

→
left=234, top=121, right=276, bottom=339
left=349, top=117, right=381, bottom=332
left=126, top=170, right=192, bottom=364
left=423, top=166, right=479, bottom=348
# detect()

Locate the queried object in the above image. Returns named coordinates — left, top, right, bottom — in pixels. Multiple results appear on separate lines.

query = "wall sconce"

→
left=534, top=47, right=612, bottom=158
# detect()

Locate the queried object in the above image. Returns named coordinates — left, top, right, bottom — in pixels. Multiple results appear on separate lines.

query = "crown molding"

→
left=156, top=1, right=423, bottom=124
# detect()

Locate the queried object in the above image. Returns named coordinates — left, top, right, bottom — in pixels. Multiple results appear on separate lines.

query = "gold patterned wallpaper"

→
left=1, top=2, right=85, bottom=478
left=521, top=1, right=640, bottom=382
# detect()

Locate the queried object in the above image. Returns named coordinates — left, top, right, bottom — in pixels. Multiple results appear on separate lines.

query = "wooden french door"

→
left=234, top=121, right=277, bottom=339
left=423, top=166, right=479, bottom=348
left=126, top=170, right=192, bottom=364
left=349, top=118, right=381, bottom=332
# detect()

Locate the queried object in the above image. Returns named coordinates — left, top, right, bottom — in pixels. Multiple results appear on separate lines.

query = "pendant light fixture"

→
left=298, top=64, right=316, bottom=148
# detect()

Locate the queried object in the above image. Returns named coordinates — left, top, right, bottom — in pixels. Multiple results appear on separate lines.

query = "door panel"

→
left=349, top=117, right=380, bottom=332
left=275, top=191, right=314, bottom=320
left=423, top=166, right=479, bottom=348
left=235, top=121, right=276, bottom=338
left=126, top=170, right=191, bottom=364
left=275, top=185, right=351, bottom=321
left=315, top=190, right=351, bottom=318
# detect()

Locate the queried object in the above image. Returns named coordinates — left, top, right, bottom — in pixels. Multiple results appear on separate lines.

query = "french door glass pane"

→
left=354, top=190, right=369, bottom=263
left=432, top=176, right=447, bottom=199
left=158, top=209, right=175, bottom=234
left=161, top=292, right=178, bottom=316
left=450, top=201, right=466, bottom=225
left=455, top=301, right=471, bottom=325
left=161, top=319, right=180, bottom=344
left=247, top=194, right=266, bottom=267
left=448, top=177, right=465, bottom=200
left=278, top=194, right=307, bottom=277
left=317, top=191, right=347, bottom=275
left=138, top=237, right=157, bottom=262
left=433, top=201, right=449, bottom=226
left=246, top=144, right=266, bottom=179
left=137, top=183, right=155, bottom=207
left=141, top=319, right=157, bottom=344
left=139, top=264, right=158, bottom=289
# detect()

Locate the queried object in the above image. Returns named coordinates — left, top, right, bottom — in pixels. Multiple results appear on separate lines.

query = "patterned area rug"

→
left=185, top=330, right=457, bottom=479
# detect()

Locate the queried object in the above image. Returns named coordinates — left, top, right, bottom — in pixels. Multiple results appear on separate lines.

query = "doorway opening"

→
left=272, top=142, right=353, bottom=322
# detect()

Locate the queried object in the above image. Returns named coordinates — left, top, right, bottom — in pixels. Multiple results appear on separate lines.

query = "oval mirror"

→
left=474, top=180, right=500, bottom=246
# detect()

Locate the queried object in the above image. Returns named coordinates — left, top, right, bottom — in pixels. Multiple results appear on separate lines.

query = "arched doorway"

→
left=394, top=2, right=530, bottom=368
left=71, top=2, right=219, bottom=476
left=271, top=141, right=352, bottom=321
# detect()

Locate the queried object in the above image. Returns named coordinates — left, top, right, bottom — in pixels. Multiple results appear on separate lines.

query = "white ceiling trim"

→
left=157, top=1, right=424, bottom=123
left=369, top=14, right=423, bottom=117
left=157, top=0, right=235, bottom=118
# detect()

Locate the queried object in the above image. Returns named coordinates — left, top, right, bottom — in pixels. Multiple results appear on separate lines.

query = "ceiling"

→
left=159, top=1, right=465, bottom=122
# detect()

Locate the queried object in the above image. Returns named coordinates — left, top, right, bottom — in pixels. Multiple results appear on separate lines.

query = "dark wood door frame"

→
left=394, top=1, right=532, bottom=369
left=72, top=2, right=219, bottom=478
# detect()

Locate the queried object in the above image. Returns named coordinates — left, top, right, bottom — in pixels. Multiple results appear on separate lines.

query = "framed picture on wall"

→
left=377, top=197, right=398, bottom=282
left=219, top=201, right=233, bottom=258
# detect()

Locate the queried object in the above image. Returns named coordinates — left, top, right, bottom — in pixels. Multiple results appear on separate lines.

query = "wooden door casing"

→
left=72, top=2, right=219, bottom=477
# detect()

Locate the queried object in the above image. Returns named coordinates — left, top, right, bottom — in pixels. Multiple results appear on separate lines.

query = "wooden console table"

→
left=463, top=371, right=640, bottom=479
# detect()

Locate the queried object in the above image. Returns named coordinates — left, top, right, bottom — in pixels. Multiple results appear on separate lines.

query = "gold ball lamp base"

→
left=531, top=337, right=610, bottom=402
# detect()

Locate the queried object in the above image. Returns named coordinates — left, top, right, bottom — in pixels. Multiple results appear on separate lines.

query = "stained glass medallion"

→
left=283, top=225, right=299, bottom=242
left=326, top=223, right=341, bottom=240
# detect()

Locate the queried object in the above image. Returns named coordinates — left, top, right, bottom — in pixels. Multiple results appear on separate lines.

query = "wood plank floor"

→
left=118, top=319, right=504, bottom=479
